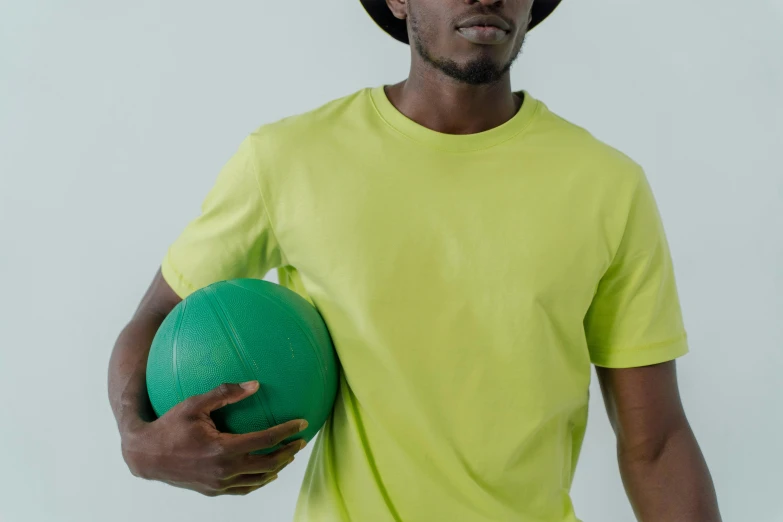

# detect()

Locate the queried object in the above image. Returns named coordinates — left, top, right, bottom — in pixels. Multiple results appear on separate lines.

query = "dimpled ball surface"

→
left=146, top=278, right=338, bottom=452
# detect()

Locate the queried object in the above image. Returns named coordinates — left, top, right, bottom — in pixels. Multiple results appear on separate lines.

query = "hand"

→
left=121, top=381, right=308, bottom=496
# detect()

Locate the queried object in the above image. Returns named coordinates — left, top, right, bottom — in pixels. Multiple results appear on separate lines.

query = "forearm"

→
left=108, top=312, right=165, bottom=432
left=619, top=423, right=721, bottom=521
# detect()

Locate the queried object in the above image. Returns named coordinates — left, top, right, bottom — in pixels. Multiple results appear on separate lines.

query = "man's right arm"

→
left=108, top=269, right=308, bottom=496
left=108, top=268, right=181, bottom=434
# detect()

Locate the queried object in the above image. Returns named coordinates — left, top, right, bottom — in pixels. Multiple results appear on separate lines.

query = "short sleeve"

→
left=160, top=134, right=283, bottom=299
left=584, top=169, right=689, bottom=368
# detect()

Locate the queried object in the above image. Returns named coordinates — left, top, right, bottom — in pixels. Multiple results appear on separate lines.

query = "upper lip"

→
left=456, top=15, right=511, bottom=32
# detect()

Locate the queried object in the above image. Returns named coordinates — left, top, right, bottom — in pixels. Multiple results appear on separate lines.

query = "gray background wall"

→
left=1, top=0, right=781, bottom=520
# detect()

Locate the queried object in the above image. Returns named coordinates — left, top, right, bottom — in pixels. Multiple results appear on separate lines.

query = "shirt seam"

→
left=601, top=168, right=646, bottom=275
left=588, top=332, right=688, bottom=356
left=367, top=88, right=542, bottom=154
left=164, top=251, right=197, bottom=293
left=248, top=133, right=289, bottom=268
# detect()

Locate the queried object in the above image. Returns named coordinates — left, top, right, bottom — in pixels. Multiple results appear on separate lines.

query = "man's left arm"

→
left=595, top=360, right=721, bottom=521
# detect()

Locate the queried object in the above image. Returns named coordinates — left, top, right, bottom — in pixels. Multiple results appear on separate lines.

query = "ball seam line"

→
left=227, top=280, right=331, bottom=429
left=172, top=299, right=187, bottom=403
left=205, top=284, right=278, bottom=428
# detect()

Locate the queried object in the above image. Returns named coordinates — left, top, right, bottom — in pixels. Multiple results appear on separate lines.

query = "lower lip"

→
left=456, top=26, right=510, bottom=44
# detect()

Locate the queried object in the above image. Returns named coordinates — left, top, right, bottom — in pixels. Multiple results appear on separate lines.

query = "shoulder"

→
left=531, top=95, right=646, bottom=190
left=245, top=87, right=371, bottom=155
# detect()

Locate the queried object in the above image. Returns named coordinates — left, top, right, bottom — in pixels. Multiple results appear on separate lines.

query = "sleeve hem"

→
left=590, top=333, right=689, bottom=368
left=161, top=250, right=197, bottom=299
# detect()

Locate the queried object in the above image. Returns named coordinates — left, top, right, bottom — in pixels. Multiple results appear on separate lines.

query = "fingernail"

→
left=297, top=439, right=307, bottom=450
left=240, top=380, right=259, bottom=391
left=298, top=420, right=309, bottom=431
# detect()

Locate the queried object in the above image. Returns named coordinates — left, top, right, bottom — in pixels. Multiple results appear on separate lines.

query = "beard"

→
left=408, top=4, right=526, bottom=86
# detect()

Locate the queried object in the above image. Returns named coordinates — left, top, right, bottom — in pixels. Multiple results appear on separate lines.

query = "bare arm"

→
left=108, top=268, right=181, bottom=433
left=108, top=269, right=308, bottom=496
left=596, top=361, right=721, bottom=521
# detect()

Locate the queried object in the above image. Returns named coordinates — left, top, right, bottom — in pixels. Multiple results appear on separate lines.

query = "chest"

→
left=271, top=163, right=611, bottom=322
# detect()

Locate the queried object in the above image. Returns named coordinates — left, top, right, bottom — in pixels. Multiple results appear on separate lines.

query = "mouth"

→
left=455, top=15, right=512, bottom=45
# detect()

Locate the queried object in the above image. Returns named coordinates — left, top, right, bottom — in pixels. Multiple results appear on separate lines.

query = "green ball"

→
left=146, top=278, right=338, bottom=451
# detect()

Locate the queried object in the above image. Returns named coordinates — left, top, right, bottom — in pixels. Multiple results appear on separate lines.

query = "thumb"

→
left=187, top=381, right=259, bottom=414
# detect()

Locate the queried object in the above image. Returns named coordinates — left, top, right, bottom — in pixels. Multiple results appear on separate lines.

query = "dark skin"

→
left=109, top=0, right=721, bottom=516
left=383, top=0, right=532, bottom=135
left=108, top=270, right=309, bottom=496
left=597, top=363, right=721, bottom=520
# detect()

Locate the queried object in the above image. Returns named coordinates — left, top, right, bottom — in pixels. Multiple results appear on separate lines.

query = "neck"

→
left=384, top=68, right=520, bottom=136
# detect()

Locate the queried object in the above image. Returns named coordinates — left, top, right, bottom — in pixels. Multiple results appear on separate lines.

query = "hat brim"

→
left=360, top=0, right=562, bottom=45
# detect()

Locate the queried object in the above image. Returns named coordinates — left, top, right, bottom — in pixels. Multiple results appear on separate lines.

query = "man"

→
left=108, top=0, right=722, bottom=520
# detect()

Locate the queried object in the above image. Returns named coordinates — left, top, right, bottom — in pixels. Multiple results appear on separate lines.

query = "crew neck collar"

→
left=369, top=84, right=540, bottom=152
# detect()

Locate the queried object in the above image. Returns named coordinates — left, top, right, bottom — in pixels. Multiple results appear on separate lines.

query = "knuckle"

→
left=179, top=396, right=199, bottom=416
left=120, top=447, right=133, bottom=466
left=216, top=383, right=234, bottom=399
left=121, top=449, right=144, bottom=479
left=212, top=466, right=226, bottom=480
left=127, top=463, right=141, bottom=478
left=208, top=440, right=229, bottom=458
left=260, top=432, right=278, bottom=448
left=125, top=463, right=140, bottom=478
left=212, top=462, right=231, bottom=480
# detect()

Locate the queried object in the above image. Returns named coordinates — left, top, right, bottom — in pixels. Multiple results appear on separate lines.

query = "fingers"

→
left=230, top=439, right=307, bottom=476
left=225, top=472, right=280, bottom=489
left=222, top=474, right=278, bottom=495
left=183, top=381, right=260, bottom=414
left=222, top=419, right=308, bottom=455
left=220, top=441, right=304, bottom=491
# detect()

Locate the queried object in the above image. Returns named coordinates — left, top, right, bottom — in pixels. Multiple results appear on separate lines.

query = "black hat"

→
left=360, top=0, right=563, bottom=45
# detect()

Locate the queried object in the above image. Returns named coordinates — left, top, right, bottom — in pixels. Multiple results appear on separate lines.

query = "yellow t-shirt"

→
left=161, top=86, right=689, bottom=522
